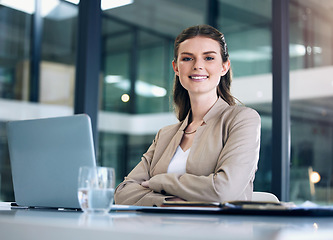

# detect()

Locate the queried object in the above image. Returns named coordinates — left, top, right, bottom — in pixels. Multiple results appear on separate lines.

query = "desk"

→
left=1, top=204, right=333, bottom=240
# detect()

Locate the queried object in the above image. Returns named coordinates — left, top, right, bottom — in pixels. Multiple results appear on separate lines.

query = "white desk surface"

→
left=1, top=203, right=333, bottom=240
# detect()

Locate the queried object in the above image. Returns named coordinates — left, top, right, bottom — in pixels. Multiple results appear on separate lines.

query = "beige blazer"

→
left=114, top=98, right=261, bottom=206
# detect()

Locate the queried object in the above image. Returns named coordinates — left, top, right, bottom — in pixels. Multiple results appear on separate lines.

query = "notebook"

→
left=6, top=114, right=96, bottom=209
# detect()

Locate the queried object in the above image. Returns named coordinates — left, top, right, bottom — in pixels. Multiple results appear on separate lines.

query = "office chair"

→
left=252, top=191, right=280, bottom=203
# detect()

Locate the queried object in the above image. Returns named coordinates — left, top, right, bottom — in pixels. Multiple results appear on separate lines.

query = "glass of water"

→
left=78, top=166, right=115, bottom=214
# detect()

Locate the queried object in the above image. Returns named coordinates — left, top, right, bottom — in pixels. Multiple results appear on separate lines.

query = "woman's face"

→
left=172, top=36, right=230, bottom=98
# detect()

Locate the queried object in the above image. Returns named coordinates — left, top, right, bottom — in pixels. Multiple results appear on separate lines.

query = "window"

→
left=0, top=0, right=78, bottom=201
left=289, top=0, right=333, bottom=204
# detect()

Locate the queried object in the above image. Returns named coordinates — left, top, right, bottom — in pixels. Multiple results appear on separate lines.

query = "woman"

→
left=114, top=24, right=261, bottom=206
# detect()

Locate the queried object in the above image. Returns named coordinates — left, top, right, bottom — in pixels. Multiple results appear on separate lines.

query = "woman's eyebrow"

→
left=180, top=51, right=218, bottom=55
left=203, top=51, right=218, bottom=55
left=180, top=52, right=193, bottom=56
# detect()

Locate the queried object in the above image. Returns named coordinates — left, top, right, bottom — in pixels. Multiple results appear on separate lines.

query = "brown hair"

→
left=173, top=24, right=236, bottom=121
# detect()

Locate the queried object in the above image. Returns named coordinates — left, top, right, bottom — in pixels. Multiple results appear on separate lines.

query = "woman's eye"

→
left=205, top=56, right=214, bottom=61
left=182, top=57, right=192, bottom=61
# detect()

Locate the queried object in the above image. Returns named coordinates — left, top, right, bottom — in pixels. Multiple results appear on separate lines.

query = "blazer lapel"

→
left=151, top=115, right=189, bottom=175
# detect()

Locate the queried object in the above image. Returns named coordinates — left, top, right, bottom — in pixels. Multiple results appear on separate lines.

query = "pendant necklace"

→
left=184, top=129, right=197, bottom=134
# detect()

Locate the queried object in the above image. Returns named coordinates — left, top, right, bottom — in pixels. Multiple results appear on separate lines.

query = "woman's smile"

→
left=189, top=75, right=209, bottom=81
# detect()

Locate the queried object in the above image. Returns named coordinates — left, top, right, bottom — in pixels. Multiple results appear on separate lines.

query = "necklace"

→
left=184, top=129, right=197, bottom=134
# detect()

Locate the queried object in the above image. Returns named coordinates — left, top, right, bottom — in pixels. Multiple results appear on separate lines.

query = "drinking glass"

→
left=78, top=166, right=115, bottom=214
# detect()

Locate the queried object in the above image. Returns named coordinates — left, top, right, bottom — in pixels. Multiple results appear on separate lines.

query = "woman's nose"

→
left=193, top=60, right=203, bottom=70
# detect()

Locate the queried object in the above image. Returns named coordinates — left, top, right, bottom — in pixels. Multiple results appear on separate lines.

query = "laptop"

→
left=6, top=114, right=96, bottom=209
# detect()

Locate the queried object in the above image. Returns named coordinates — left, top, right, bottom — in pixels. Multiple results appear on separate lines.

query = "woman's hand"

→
left=141, top=180, right=150, bottom=188
left=141, top=181, right=185, bottom=201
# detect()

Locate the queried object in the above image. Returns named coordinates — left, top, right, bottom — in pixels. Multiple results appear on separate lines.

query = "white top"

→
left=167, top=145, right=190, bottom=174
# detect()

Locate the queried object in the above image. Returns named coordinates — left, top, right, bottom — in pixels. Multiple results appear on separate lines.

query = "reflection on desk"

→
left=1, top=206, right=333, bottom=240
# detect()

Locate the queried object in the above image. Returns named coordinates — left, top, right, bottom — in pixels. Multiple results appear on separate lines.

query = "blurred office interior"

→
left=0, top=0, right=332, bottom=205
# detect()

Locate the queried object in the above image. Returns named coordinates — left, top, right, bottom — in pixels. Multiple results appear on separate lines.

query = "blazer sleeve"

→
left=148, top=107, right=261, bottom=203
left=114, top=130, right=171, bottom=206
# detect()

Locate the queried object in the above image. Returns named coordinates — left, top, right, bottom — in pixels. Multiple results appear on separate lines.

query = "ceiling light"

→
left=313, top=46, right=322, bottom=54
left=290, top=44, right=306, bottom=57
left=105, top=75, right=167, bottom=98
left=310, top=171, right=321, bottom=184
left=136, top=81, right=167, bottom=97
left=1, top=0, right=134, bottom=15
left=105, top=75, right=122, bottom=84
left=0, top=0, right=35, bottom=14
left=65, top=0, right=80, bottom=4
left=1, top=0, right=60, bottom=17
left=42, top=0, right=59, bottom=16
left=121, top=94, right=130, bottom=103
left=101, top=0, right=133, bottom=11
left=62, top=0, right=134, bottom=10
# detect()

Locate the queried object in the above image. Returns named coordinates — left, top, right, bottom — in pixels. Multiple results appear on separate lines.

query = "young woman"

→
left=114, top=25, right=261, bottom=206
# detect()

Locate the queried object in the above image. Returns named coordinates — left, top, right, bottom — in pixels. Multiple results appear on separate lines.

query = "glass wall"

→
left=40, top=2, right=77, bottom=107
left=289, top=0, right=333, bottom=204
left=101, top=20, right=132, bottom=113
left=0, top=3, right=33, bottom=201
left=0, top=6, right=31, bottom=100
left=0, top=0, right=77, bottom=201
left=136, top=32, right=172, bottom=114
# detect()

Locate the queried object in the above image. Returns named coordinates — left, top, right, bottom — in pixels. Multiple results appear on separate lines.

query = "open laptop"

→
left=6, top=114, right=96, bottom=209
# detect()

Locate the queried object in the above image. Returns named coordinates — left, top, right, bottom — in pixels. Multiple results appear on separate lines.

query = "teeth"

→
left=191, top=76, right=207, bottom=80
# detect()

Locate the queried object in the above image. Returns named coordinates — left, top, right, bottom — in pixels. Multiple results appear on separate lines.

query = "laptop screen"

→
left=7, top=114, right=96, bottom=209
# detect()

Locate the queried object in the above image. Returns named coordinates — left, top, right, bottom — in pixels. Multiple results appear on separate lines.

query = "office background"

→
left=0, top=0, right=332, bottom=204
